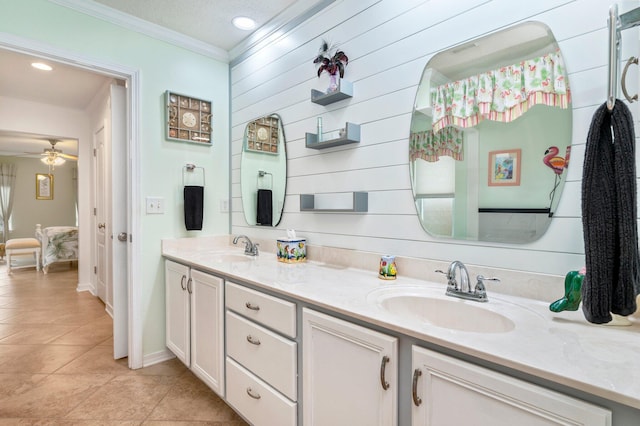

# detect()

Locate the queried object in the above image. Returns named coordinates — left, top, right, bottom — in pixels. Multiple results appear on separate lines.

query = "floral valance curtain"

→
left=410, top=126, right=464, bottom=163
left=430, top=50, right=570, bottom=132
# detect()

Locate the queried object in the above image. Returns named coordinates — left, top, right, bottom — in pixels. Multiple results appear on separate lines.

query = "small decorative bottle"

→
left=317, top=117, right=323, bottom=142
left=379, top=255, right=397, bottom=280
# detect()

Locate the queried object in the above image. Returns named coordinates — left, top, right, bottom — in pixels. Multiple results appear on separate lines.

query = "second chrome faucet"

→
left=436, top=260, right=499, bottom=302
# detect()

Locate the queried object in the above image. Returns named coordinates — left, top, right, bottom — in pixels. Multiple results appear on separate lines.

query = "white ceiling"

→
left=0, top=0, right=301, bottom=155
left=92, top=0, right=300, bottom=51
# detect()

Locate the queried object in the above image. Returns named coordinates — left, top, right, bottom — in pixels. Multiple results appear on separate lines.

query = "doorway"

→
left=0, top=36, right=142, bottom=368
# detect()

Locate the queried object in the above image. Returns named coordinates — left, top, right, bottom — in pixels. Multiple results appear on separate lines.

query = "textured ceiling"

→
left=92, top=0, right=299, bottom=50
left=0, top=0, right=303, bottom=151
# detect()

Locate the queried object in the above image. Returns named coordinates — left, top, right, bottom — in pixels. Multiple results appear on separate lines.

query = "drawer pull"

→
left=246, top=335, right=261, bottom=346
left=245, top=302, right=260, bottom=311
left=180, top=275, right=187, bottom=290
left=380, top=355, right=390, bottom=390
left=412, top=368, right=423, bottom=406
left=246, top=387, right=261, bottom=400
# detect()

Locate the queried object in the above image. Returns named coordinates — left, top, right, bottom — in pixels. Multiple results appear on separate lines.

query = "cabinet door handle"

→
left=180, top=275, right=187, bottom=290
left=246, top=387, right=261, bottom=400
left=412, top=368, right=423, bottom=406
left=245, top=302, right=260, bottom=311
left=186, top=278, right=193, bottom=294
left=246, top=335, right=261, bottom=346
left=380, top=355, right=390, bottom=390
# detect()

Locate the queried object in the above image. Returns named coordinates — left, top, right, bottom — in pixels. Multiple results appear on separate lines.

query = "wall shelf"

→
left=300, top=192, right=368, bottom=213
left=311, top=79, right=353, bottom=105
left=306, top=122, right=360, bottom=149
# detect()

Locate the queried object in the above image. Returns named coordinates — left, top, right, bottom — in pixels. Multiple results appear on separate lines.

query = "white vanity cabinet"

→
left=302, top=308, right=398, bottom=426
left=225, top=281, right=297, bottom=426
left=164, top=260, right=225, bottom=397
left=411, top=345, right=611, bottom=426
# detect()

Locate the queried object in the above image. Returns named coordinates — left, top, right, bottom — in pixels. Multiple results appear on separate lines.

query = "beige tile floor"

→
left=0, top=261, right=248, bottom=425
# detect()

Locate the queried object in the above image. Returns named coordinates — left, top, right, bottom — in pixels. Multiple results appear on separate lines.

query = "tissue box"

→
left=277, top=238, right=306, bottom=263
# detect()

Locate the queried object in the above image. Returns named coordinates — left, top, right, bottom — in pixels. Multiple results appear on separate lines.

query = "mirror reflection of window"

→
left=409, top=22, right=572, bottom=244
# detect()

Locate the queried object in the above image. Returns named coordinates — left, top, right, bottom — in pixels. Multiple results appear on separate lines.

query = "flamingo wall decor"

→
left=543, top=146, right=571, bottom=215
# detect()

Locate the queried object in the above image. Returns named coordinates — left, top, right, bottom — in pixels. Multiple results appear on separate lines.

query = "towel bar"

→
left=183, top=163, right=205, bottom=187
left=607, top=3, right=640, bottom=110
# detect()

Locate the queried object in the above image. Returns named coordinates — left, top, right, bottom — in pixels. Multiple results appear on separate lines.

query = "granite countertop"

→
left=162, top=237, right=640, bottom=410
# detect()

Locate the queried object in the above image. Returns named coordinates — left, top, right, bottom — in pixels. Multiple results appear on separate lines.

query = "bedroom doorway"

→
left=0, top=36, right=142, bottom=369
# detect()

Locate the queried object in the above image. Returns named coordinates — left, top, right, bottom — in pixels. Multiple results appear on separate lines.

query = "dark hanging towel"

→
left=256, top=189, right=273, bottom=226
left=581, top=100, right=640, bottom=323
left=184, top=185, right=204, bottom=231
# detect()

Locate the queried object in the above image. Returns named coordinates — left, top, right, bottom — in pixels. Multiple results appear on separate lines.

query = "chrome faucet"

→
left=233, top=235, right=259, bottom=256
left=436, top=260, right=499, bottom=302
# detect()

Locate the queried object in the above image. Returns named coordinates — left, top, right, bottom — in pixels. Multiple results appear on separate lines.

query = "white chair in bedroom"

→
left=5, top=238, right=41, bottom=273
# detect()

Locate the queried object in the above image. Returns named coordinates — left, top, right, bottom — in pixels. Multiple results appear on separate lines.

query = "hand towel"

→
left=581, top=100, right=640, bottom=323
left=184, top=185, right=204, bottom=231
left=256, top=189, right=273, bottom=226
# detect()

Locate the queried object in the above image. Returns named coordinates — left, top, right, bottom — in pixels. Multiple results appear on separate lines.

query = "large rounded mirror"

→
left=410, top=22, right=572, bottom=243
left=241, top=114, right=287, bottom=226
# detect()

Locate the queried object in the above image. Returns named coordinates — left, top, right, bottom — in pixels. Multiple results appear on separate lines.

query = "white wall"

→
left=1, top=0, right=230, bottom=360
left=231, top=0, right=640, bottom=277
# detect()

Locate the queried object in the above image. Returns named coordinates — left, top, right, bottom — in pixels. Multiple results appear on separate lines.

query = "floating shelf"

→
left=306, top=122, right=360, bottom=149
left=300, top=192, right=368, bottom=213
left=311, top=79, right=353, bottom=105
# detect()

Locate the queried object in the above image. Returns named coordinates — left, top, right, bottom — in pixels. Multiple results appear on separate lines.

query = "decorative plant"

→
left=313, top=40, right=349, bottom=78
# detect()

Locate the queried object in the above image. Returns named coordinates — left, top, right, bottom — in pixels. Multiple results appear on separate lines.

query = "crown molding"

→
left=47, top=0, right=229, bottom=63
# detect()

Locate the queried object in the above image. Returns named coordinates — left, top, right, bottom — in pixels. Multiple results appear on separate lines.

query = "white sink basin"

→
left=367, top=285, right=537, bottom=333
left=210, top=254, right=254, bottom=263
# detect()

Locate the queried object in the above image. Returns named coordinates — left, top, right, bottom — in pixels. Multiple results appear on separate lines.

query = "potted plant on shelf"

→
left=313, top=40, right=349, bottom=93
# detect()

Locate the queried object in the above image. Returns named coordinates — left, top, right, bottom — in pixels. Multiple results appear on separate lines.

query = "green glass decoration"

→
left=549, top=270, right=584, bottom=312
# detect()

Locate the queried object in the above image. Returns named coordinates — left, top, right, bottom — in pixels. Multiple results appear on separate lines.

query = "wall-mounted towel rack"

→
left=607, top=4, right=640, bottom=110
left=183, top=163, right=205, bottom=186
left=257, top=170, right=273, bottom=190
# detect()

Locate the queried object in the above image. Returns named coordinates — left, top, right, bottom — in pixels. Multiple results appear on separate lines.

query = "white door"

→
left=302, top=308, right=398, bottom=426
left=110, top=83, right=128, bottom=359
left=165, top=260, right=190, bottom=366
left=411, top=346, right=611, bottom=426
left=190, top=269, right=225, bottom=397
left=94, top=126, right=107, bottom=304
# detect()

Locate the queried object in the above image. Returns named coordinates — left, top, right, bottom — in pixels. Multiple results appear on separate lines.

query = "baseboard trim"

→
left=76, top=282, right=95, bottom=295
left=143, top=349, right=176, bottom=368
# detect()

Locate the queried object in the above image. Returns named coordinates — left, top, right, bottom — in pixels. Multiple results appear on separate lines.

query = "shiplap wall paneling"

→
left=231, top=0, right=639, bottom=276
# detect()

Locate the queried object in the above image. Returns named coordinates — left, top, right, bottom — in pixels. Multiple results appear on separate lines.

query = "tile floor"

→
left=0, top=261, right=248, bottom=425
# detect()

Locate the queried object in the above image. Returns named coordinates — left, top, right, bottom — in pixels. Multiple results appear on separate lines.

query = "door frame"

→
left=0, top=33, right=143, bottom=369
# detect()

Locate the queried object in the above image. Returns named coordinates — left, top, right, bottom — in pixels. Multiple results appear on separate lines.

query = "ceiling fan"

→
left=40, top=139, right=77, bottom=171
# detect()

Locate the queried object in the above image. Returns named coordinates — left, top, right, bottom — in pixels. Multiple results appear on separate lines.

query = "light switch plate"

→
left=146, top=197, right=165, bottom=214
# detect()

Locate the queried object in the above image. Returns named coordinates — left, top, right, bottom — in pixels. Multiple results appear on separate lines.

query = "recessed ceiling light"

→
left=232, top=16, right=256, bottom=31
left=31, top=62, right=52, bottom=71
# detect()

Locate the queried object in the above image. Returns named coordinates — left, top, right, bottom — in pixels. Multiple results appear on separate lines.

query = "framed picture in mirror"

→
left=36, top=173, right=53, bottom=200
left=488, top=149, right=521, bottom=186
left=246, top=116, right=279, bottom=154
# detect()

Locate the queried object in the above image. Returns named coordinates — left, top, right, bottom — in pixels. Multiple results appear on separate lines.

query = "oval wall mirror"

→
left=409, top=22, right=572, bottom=244
left=240, top=114, right=287, bottom=226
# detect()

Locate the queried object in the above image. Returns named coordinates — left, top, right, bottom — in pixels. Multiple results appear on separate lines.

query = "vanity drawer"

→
left=226, top=357, right=297, bottom=426
left=226, top=281, right=296, bottom=338
left=226, top=310, right=297, bottom=400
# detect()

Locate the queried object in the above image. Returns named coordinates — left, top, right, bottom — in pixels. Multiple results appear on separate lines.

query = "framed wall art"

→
left=488, top=149, right=521, bottom=186
left=166, top=91, right=212, bottom=145
left=36, top=173, right=53, bottom=200
left=245, top=116, right=280, bottom=154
